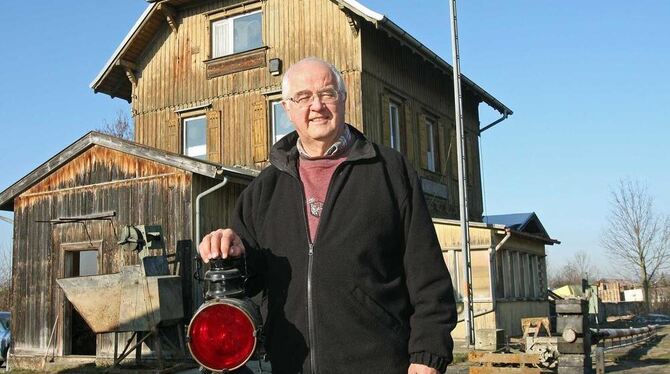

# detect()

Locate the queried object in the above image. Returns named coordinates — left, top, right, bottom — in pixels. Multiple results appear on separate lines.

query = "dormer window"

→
left=211, top=10, right=262, bottom=58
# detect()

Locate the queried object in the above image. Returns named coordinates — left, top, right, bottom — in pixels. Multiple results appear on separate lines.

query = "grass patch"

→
left=452, top=352, right=468, bottom=364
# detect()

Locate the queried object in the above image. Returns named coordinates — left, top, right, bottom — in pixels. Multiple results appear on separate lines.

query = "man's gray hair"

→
left=281, top=57, right=347, bottom=100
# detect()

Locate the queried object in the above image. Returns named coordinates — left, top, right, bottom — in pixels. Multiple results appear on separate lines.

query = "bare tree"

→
left=0, top=242, right=11, bottom=311
left=97, top=109, right=134, bottom=140
left=548, top=250, right=599, bottom=289
left=601, top=179, right=670, bottom=312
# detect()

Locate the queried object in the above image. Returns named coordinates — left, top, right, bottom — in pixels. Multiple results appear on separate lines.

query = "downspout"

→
left=479, top=111, right=510, bottom=134
left=195, top=176, right=229, bottom=249
left=456, top=229, right=512, bottom=323
left=490, top=229, right=512, bottom=311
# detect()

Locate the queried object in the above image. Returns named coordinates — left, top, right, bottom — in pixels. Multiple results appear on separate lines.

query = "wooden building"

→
left=434, top=213, right=560, bottom=338
left=0, top=0, right=518, bottom=366
left=90, top=0, right=512, bottom=220
left=0, top=132, right=255, bottom=367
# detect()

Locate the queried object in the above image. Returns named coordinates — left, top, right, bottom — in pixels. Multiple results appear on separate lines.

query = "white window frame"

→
left=211, top=10, right=262, bottom=58
left=183, top=115, right=207, bottom=159
left=389, top=101, right=401, bottom=151
left=271, top=100, right=292, bottom=144
left=425, top=118, right=436, bottom=172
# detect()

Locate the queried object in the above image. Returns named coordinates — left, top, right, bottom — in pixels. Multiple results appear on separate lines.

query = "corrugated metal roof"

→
left=0, top=132, right=258, bottom=211
left=91, top=0, right=512, bottom=115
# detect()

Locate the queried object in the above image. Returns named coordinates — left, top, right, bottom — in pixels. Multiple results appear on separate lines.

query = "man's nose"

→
left=308, top=95, right=325, bottom=110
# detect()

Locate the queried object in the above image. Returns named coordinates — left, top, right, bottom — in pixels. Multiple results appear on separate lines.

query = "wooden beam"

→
left=157, top=2, right=178, bottom=33
left=117, top=59, right=137, bottom=71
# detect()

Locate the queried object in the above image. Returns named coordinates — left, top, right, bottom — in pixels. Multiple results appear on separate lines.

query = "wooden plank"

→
left=470, top=367, right=541, bottom=374
left=468, top=351, right=541, bottom=365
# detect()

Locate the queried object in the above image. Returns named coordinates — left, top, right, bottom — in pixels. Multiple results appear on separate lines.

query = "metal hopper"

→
left=57, top=264, right=183, bottom=333
left=57, top=225, right=184, bottom=334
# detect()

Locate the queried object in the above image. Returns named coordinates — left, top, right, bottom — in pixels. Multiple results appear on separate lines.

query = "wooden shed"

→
left=0, top=132, right=256, bottom=368
left=434, top=213, right=560, bottom=339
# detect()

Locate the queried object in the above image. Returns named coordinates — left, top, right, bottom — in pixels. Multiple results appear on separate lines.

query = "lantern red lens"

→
left=188, top=302, right=256, bottom=371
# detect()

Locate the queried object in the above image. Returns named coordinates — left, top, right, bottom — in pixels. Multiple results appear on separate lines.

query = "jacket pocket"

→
left=350, top=286, right=408, bottom=341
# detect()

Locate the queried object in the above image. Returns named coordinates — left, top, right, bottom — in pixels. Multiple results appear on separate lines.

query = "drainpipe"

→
left=479, top=112, right=510, bottom=134
left=456, top=229, right=512, bottom=323
left=195, top=177, right=229, bottom=248
left=490, top=229, right=512, bottom=311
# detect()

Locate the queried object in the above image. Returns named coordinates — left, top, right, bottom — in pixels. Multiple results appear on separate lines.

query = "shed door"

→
left=60, top=240, right=101, bottom=356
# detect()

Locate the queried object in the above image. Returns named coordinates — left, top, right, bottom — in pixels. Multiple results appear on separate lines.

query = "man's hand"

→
left=198, top=228, right=245, bottom=263
left=408, top=363, right=440, bottom=374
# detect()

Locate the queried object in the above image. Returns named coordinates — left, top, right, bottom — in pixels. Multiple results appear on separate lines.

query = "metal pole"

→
left=449, top=0, right=475, bottom=346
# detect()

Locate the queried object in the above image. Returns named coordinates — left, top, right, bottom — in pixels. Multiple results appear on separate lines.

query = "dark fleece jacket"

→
left=232, top=125, right=456, bottom=374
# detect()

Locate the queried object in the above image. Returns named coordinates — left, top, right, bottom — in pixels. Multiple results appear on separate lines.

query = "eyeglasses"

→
left=286, top=88, right=340, bottom=108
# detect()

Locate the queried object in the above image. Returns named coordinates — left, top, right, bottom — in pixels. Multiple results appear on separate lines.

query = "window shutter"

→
left=252, top=100, right=268, bottom=163
left=167, top=116, right=181, bottom=154
left=438, top=120, right=447, bottom=176
left=206, top=110, right=222, bottom=163
left=403, top=103, right=414, bottom=159
left=380, top=93, right=391, bottom=147
left=419, top=115, right=428, bottom=169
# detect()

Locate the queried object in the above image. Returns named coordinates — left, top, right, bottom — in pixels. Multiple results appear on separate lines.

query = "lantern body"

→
left=188, top=298, right=261, bottom=371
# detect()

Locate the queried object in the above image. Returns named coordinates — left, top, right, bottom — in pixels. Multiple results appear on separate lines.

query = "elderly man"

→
left=199, top=57, right=456, bottom=374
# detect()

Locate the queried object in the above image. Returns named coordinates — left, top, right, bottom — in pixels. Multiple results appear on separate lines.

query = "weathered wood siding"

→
left=495, top=301, right=550, bottom=337
left=360, top=22, right=483, bottom=219
left=10, top=146, right=194, bottom=358
left=133, top=0, right=363, bottom=168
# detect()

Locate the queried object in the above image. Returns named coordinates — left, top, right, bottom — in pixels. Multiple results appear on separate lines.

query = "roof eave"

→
left=89, top=3, right=157, bottom=94
left=334, top=0, right=512, bottom=116
left=0, top=132, right=258, bottom=212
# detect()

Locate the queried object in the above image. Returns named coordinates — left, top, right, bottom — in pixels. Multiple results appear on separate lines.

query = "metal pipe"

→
left=479, top=112, right=509, bottom=134
left=591, top=325, right=658, bottom=339
left=449, top=0, right=475, bottom=346
left=195, top=177, right=229, bottom=248
left=489, top=230, right=512, bottom=311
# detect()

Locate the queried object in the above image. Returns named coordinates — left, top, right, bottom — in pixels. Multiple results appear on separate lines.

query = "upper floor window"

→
left=183, top=115, right=207, bottom=159
left=389, top=101, right=401, bottom=151
left=271, top=101, right=293, bottom=144
left=211, top=10, right=262, bottom=58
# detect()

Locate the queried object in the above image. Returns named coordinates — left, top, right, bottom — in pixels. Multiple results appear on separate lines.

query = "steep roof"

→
left=0, top=132, right=258, bottom=211
left=90, top=0, right=512, bottom=116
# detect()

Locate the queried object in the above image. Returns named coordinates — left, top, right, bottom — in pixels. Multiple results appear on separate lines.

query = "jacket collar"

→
left=269, top=124, right=376, bottom=177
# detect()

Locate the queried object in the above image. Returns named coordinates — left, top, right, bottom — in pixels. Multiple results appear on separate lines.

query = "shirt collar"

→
left=297, top=125, right=352, bottom=160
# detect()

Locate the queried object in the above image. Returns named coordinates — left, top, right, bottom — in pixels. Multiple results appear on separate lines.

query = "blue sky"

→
left=1, top=1, right=668, bottom=275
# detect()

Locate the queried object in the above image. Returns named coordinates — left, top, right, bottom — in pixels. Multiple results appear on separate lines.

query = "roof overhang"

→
left=92, top=0, right=512, bottom=116
left=0, top=132, right=258, bottom=211
left=334, top=0, right=512, bottom=116
left=433, top=217, right=560, bottom=245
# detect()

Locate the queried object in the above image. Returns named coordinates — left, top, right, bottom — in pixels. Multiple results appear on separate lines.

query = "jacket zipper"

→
left=295, top=162, right=346, bottom=374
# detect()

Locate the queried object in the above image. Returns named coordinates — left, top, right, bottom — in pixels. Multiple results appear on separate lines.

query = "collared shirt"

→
left=296, top=125, right=352, bottom=160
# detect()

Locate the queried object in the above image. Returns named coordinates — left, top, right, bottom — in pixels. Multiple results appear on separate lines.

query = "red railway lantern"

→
left=188, top=258, right=262, bottom=372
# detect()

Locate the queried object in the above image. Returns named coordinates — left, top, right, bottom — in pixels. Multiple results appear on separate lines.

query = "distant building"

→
left=624, top=289, right=645, bottom=302
left=434, top=212, right=560, bottom=338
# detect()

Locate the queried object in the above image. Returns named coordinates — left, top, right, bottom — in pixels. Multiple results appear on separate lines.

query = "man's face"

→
left=282, top=62, right=346, bottom=152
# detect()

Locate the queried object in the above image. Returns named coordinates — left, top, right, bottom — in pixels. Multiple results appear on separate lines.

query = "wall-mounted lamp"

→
left=269, top=58, right=282, bottom=76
